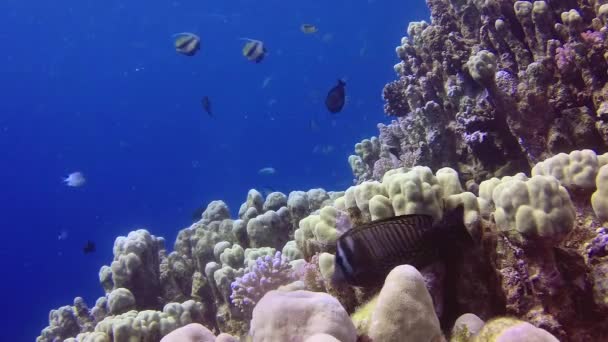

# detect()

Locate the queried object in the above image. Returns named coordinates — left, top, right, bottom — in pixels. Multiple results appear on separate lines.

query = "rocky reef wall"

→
left=349, top=0, right=608, bottom=187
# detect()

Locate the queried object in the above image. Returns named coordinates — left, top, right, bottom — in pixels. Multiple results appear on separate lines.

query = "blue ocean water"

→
left=0, top=0, right=429, bottom=340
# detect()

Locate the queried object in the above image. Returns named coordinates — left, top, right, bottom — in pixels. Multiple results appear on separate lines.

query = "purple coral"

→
left=555, top=43, right=577, bottom=73
left=464, top=130, right=488, bottom=145
left=230, top=251, right=295, bottom=314
left=581, top=30, right=605, bottom=47
left=294, top=254, right=326, bottom=292
left=335, top=210, right=353, bottom=234
left=587, top=228, right=608, bottom=259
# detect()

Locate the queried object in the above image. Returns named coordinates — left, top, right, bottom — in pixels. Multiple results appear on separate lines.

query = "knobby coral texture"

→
left=37, top=150, right=608, bottom=341
left=230, top=251, right=295, bottom=315
left=350, top=0, right=608, bottom=186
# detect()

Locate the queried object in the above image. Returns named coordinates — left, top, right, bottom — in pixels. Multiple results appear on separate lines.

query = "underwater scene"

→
left=2, top=0, right=608, bottom=341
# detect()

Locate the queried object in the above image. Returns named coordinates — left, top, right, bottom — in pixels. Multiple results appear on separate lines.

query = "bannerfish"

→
left=83, top=240, right=96, bottom=254
left=301, top=24, right=318, bottom=34
left=258, top=167, right=276, bottom=175
left=173, top=32, right=200, bottom=56
left=202, top=96, right=212, bottom=117
left=331, top=204, right=471, bottom=288
left=64, top=172, right=86, bottom=187
left=241, top=38, right=267, bottom=63
left=325, top=80, right=346, bottom=113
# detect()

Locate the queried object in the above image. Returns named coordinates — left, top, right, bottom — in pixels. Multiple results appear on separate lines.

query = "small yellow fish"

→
left=300, top=24, right=318, bottom=34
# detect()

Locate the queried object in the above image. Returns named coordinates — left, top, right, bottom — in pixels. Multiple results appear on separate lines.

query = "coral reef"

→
left=249, top=289, right=358, bottom=342
left=36, top=0, right=608, bottom=340
left=368, top=265, right=442, bottom=342
left=39, top=150, right=608, bottom=341
left=38, top=189, right=334, bottom=341
left=349, top=0, right=608, bottom=186
left=230, top=251, right=295, bottom=315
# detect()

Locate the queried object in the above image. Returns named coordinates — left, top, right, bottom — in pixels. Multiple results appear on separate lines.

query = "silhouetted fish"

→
left=83, top=240, right=96, bottom=254
left=174, top=32, right=200, bottom=56
left=202, top=96, right=212, bottom=117
left=332, top=204, right=470, bottom=287
left=325, top=80, right=346, bottom=113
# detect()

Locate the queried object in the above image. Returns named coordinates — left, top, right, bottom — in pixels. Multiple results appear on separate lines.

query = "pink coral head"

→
left=581, top=30, right=604, bottom=46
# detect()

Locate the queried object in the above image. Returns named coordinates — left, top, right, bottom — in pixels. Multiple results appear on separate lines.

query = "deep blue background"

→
left=0, top=0, right=429, bottom=340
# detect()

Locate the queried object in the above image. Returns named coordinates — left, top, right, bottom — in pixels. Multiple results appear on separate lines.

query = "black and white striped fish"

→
left=331, top=204, right=470, bottom=287
left=241, top=38, right=267, bottom=63
left=173, top=32, right=201, bottom=56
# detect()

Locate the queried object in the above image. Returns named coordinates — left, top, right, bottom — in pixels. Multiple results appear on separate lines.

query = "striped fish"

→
left=241, top=38, right=267, bottom=63
left=332, top=204, right=469, bottom=287
left=173, top=32, right=201, bottom=56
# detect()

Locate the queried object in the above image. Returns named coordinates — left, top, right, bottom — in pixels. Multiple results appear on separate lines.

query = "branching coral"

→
left=229, top=251, right=295, bottom=315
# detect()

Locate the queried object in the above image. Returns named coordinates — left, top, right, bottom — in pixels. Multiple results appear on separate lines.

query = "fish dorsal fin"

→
left=173, top=32, right=198, bottom=38
left=342, top=214, right=435, bottom=268
left=346, top=213, right=433, bottom=235
left=239, top=37, right=261, bottom=44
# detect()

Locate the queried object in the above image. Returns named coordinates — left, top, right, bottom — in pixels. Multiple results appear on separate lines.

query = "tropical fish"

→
left=331, top=204, right=471, bottom=287
left=241, top=38, right=267, bottom=63
left=64, top=172, right=86, bottom=187
left=258, top=167, right=276, bottom=175
left=202, top=96, right=212, bottom=117
left=300, top=24, right=318, bottom=34
left=325, top=80, right=346, bottom=113
left=173, top=32, right=200, bottom=56
left=83, top=240, right=96, bottom=254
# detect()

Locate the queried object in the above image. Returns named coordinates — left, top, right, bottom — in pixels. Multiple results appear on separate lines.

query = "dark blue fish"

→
left=332, top=204, right=470, bottom=287
left=325, top=80, right=346, bottom=113
left=202, top=96, right=213, bottom=117
left=83, top=240, right=96, bottom=254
